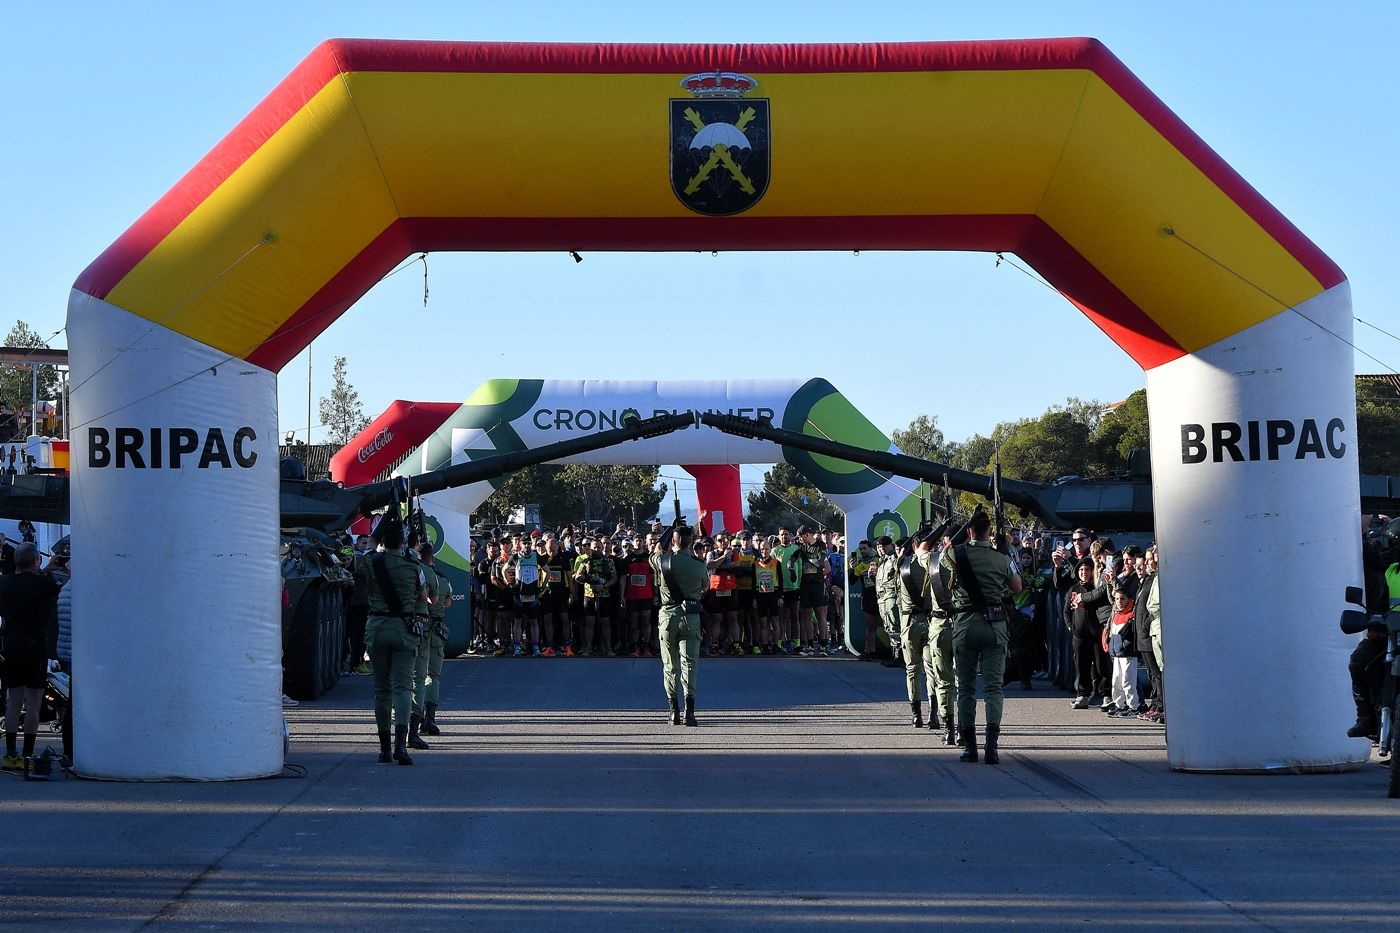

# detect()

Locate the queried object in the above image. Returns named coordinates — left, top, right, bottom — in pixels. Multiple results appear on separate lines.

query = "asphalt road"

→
left=1, top=654, right=1396, bottom=931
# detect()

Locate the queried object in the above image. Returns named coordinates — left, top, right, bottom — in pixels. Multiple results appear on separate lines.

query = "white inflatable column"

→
left=1146, top=282, right=1365, bottom=771
left=67, top=291, right=282, bottom=780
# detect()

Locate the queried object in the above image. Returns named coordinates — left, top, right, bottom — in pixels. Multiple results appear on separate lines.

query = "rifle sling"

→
left=953, top=544, right=1001, bottom=621
left=371, top=553, right=407, bottom=618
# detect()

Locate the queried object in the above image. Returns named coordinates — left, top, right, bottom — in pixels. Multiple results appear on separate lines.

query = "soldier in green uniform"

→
left=405, top=539, right=434, bottom=751
left=924, top=533, right=959, bottom=746
left=364, top=515, right=428, bottom=765
left=413, top=542, right=452, bottom=739
left=873, top=536, right=902, bottom=668
left=651, top=514, right=709, bottom=726
left=896, top=538, right=940, bottom=731
left=939, top=511, right=1022, bottom=764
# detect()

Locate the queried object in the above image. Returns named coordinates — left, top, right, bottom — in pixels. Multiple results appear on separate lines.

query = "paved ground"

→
left=1, top=655, right=1396, bottom=931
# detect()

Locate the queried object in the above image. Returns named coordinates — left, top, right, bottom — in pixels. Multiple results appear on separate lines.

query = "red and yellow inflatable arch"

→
left=67, top=39, right=1358, bottom=780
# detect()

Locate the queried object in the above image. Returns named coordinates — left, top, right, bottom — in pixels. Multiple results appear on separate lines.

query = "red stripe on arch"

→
left=246, top=214, right=1184, bottom=373
left=73, top=42, right=346, bottom=300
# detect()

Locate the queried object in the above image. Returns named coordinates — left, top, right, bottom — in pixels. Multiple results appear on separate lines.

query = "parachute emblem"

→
left=670, top=73, right=769, bottom=216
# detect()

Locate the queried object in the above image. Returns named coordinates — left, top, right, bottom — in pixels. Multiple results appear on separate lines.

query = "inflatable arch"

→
left=67, top=39, right=1357, bottom=779
left=369, top=378, right=938, bottom=649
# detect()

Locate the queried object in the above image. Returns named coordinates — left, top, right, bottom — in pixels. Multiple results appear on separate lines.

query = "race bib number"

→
left=714, top=588, right=731, bottom=597
left=518, top=565, right=539, bottom=585
left=630, top=574, right=647, bottom=588
left=521, top=594, right=536, bottom=603
left=547, top=569, right=562, bottom=583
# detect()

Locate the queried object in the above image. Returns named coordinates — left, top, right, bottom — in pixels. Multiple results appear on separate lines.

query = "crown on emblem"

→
left=680, top=72, right=758, bottom=99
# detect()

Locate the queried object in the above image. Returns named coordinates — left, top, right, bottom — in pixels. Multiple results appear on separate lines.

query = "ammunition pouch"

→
left=406, top=615, right=427, bottom=638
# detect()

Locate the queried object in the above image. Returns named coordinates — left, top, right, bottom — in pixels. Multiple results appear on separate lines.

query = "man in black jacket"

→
left=1, top=544, right=61, bottom=771
left=1133, top=550, right=1163, bottom=722
left=1062, top=558, right=1110, bottom=710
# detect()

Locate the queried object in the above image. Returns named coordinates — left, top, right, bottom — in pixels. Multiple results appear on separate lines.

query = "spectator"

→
left=1, top=543, right=61, bottom=772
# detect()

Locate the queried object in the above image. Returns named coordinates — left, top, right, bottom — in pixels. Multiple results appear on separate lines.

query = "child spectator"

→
left=1103, top=589, right=1140, bottom=716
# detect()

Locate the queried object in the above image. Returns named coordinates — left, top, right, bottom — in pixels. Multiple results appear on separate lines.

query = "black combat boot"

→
left=926, top=702, right=941, bottom=731
left=377, top=731, right=392, bottom=764
left=984, top=725, right=1001, bottom=765
left=668, top=696, right=681, bottom=726
left=958, top=727, right=979, bottom=763
left=408, top=715, right=431, bottom=750
left=393, top=724, right=413, bottom=765
left=684, top=696, right=699, bottom=727
left=910, top=700, right=924, bottom=729
left=943, top=717, right=957, bottom=747
left=1346, top=697, right=1378, bottom=739
left=421, top=703, right=442, bottom=736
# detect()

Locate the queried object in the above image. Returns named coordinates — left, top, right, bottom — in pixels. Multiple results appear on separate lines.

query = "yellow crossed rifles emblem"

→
left=682, top=106, right=758, bottom=197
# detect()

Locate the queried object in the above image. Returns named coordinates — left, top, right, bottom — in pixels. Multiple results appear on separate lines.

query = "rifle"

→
left=992, top=452, right=1009, bottom=556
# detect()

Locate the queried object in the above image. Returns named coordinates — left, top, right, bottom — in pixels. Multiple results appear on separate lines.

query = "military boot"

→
left=421, top=703, right=442, bottom=736
left=668, top=696, right=681, bottom=726
left=1347, top=696, right=1378, bottom=739
left=910, top=700, right=924, bottom=729
left=684, top=696, right=699, bottom=727
left=943, top=716, right=957, bottom=747
left=926, top=702, right=941, bottom=731
left=984, top=725, right=1001, bottom=765
left=958, top=727, right=979, bottom=763
left=377, top=731, right=392, bottom=764
left=408, top=715, right=431, bottom=750
left=393, top=725, right=413, bottom=765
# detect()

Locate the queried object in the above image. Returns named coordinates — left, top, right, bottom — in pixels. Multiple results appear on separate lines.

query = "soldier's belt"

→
left=952, top=604, right=1006, bottom=621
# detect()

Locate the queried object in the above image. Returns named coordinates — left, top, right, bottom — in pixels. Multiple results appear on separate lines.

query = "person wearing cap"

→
left=364, top=516, right=427, bottom=765
left=652, top=515, right=708, bottom=726
left=874, top=536, right=902, bottom=668
left=895, top=536, right=941, bottom=729
left=795, top=526, right=832, bottom=656
left=539, top=535, right=573, bottom=656
left=939, top=510, right=1022, bottom=764
left=849, top=540, right=880, bottom=661
left=732, top=531, right=760, bottom=654
left=413, top=543, right=452, bottom=739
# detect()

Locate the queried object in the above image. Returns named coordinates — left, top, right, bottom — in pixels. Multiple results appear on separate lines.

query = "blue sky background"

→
left=3, top=2, right=1396, bottom=505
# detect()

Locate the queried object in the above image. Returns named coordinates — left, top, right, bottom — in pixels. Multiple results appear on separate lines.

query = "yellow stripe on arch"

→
left=1037, top=74, right=1327, bottom=354
left=105, top=80, right=399, bottom=360
left=94, top=53, right=1334, bottom=366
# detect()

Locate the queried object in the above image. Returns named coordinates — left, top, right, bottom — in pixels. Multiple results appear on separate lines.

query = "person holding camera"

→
left=652, top=515, right=708, bottom=726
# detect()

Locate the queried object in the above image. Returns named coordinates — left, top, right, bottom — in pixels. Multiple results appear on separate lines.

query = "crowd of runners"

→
left=465, top=520, right=853, bottom=659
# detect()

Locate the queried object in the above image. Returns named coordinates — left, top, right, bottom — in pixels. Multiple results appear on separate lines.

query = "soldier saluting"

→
left=939, top=510, right=1021, bottom=764
left=651, top=510, right=709, bottom=726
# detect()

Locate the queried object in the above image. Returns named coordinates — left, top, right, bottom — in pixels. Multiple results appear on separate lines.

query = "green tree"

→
left=558, top=464, right=667, bottom=527
left=477, top=464, right=574, bottom=526
left=892, top=414, right=956, bottom=462
left=1357, top=377, right=1400, bottom=475
left=318, top=355, right=369, bottom=445
left=1094, top=389, right=1150, bottom=467
left=746, top=461, right=841, bottom=534
left=0, top=321, right=60, bottom=440
left=997, top=411, right=1094, bottom=484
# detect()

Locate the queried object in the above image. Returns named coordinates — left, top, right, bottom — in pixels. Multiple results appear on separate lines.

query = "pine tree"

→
left=318, top=355, right=369, bottom=445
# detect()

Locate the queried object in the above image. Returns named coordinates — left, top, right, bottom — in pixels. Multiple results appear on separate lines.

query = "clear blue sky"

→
left=4, top=2, right=1396, bottom=504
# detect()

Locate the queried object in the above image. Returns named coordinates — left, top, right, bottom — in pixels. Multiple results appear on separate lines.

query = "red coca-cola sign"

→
left=356, top=428, right=393, bottom=463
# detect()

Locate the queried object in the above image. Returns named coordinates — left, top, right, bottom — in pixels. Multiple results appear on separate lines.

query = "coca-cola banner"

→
left=330, top=400, right=460, bottom=485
